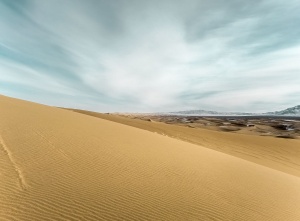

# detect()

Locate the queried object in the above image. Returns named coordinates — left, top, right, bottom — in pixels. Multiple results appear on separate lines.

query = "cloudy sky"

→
left=0, top=0, right=300, bottom=113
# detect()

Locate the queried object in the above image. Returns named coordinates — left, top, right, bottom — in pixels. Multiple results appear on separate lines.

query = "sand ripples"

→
left=1, top=95, right=300, bottom=220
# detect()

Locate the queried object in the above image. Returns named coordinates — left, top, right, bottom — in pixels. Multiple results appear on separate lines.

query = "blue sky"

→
left=0, top=0, right=300, bottom=112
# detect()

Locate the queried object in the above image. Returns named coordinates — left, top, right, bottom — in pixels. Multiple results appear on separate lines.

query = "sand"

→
left=69, top=110, right=300, bottom=178
left=1, top=95, right=300, bottom=220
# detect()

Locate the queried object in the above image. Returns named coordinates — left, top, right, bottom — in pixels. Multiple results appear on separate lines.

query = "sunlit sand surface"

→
left=70, top=110, right=300, bottom=178
left=1, top=95, right=300, bottom=220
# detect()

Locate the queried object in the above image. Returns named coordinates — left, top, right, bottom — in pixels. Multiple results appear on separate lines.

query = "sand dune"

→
left=1, top=95, right=300, bottom=220
left=68, top=110, right=300, bottom=178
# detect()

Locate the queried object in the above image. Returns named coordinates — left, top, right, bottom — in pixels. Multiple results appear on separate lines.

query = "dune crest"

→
left=70, top=110, right=300, bottom=177
left=0, top=95, right=300, bottom=220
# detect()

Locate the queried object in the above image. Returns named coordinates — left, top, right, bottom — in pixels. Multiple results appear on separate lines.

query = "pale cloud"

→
left=0, top=0, right=299, bottom=112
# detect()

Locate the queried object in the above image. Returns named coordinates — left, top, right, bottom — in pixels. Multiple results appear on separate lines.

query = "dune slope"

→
left=69, top=110, right=300, bottom=178
left=1, top=95, right=300, bottom=221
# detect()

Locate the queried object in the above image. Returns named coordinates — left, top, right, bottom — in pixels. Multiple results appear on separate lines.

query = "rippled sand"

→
left=1, top=95, right=300, bottom=220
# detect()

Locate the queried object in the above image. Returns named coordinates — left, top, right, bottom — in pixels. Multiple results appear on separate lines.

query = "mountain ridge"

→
left=167, top=105, right=300, bottom=116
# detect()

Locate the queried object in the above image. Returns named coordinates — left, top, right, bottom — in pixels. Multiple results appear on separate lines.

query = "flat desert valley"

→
left=1, top=94, right=300, bottom=220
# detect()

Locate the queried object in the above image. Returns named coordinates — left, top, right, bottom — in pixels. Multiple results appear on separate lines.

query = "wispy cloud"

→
left=0, top=0, right=299, bottom=112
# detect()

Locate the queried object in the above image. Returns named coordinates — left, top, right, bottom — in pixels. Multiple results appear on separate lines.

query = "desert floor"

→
left=1, top=95, right=300, bottom=220
left=70, top=110, right=300, bottom=178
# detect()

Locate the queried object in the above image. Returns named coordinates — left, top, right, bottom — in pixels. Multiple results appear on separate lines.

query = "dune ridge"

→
left=67, top=110, right=300, bottom=178
left=1, top=95, right=300, bottom=220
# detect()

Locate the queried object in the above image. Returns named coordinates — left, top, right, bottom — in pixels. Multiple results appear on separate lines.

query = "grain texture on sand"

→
left=70, top=110, right=300, bottom=178
left=0, top=95, right=300, bottom=221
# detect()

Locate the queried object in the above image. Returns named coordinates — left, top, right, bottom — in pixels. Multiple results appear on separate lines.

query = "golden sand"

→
left=1, top=95, right=300, bottom=220
left=70, top=110, right=300, bottom=178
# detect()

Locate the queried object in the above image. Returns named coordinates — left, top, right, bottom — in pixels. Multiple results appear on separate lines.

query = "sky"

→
left=0, top=0, right=300, bottom=113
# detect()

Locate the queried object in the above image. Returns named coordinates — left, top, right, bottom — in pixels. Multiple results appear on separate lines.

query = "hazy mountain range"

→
left=167, top=105, right=300, bottom=116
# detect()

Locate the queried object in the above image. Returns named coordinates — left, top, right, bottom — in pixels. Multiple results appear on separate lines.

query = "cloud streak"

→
left=0, top=0, right=300, bottom=112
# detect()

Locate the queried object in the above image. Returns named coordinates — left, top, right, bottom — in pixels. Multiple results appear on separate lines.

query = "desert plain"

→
left=1, top=94, right=300, bottom=220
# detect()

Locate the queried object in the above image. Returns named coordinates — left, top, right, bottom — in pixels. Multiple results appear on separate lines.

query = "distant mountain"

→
left=166, top=105, right=300, bottom=116
left=266, top=105, right=300, bottom=116
left=168, top=110, right=256, bottom=116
